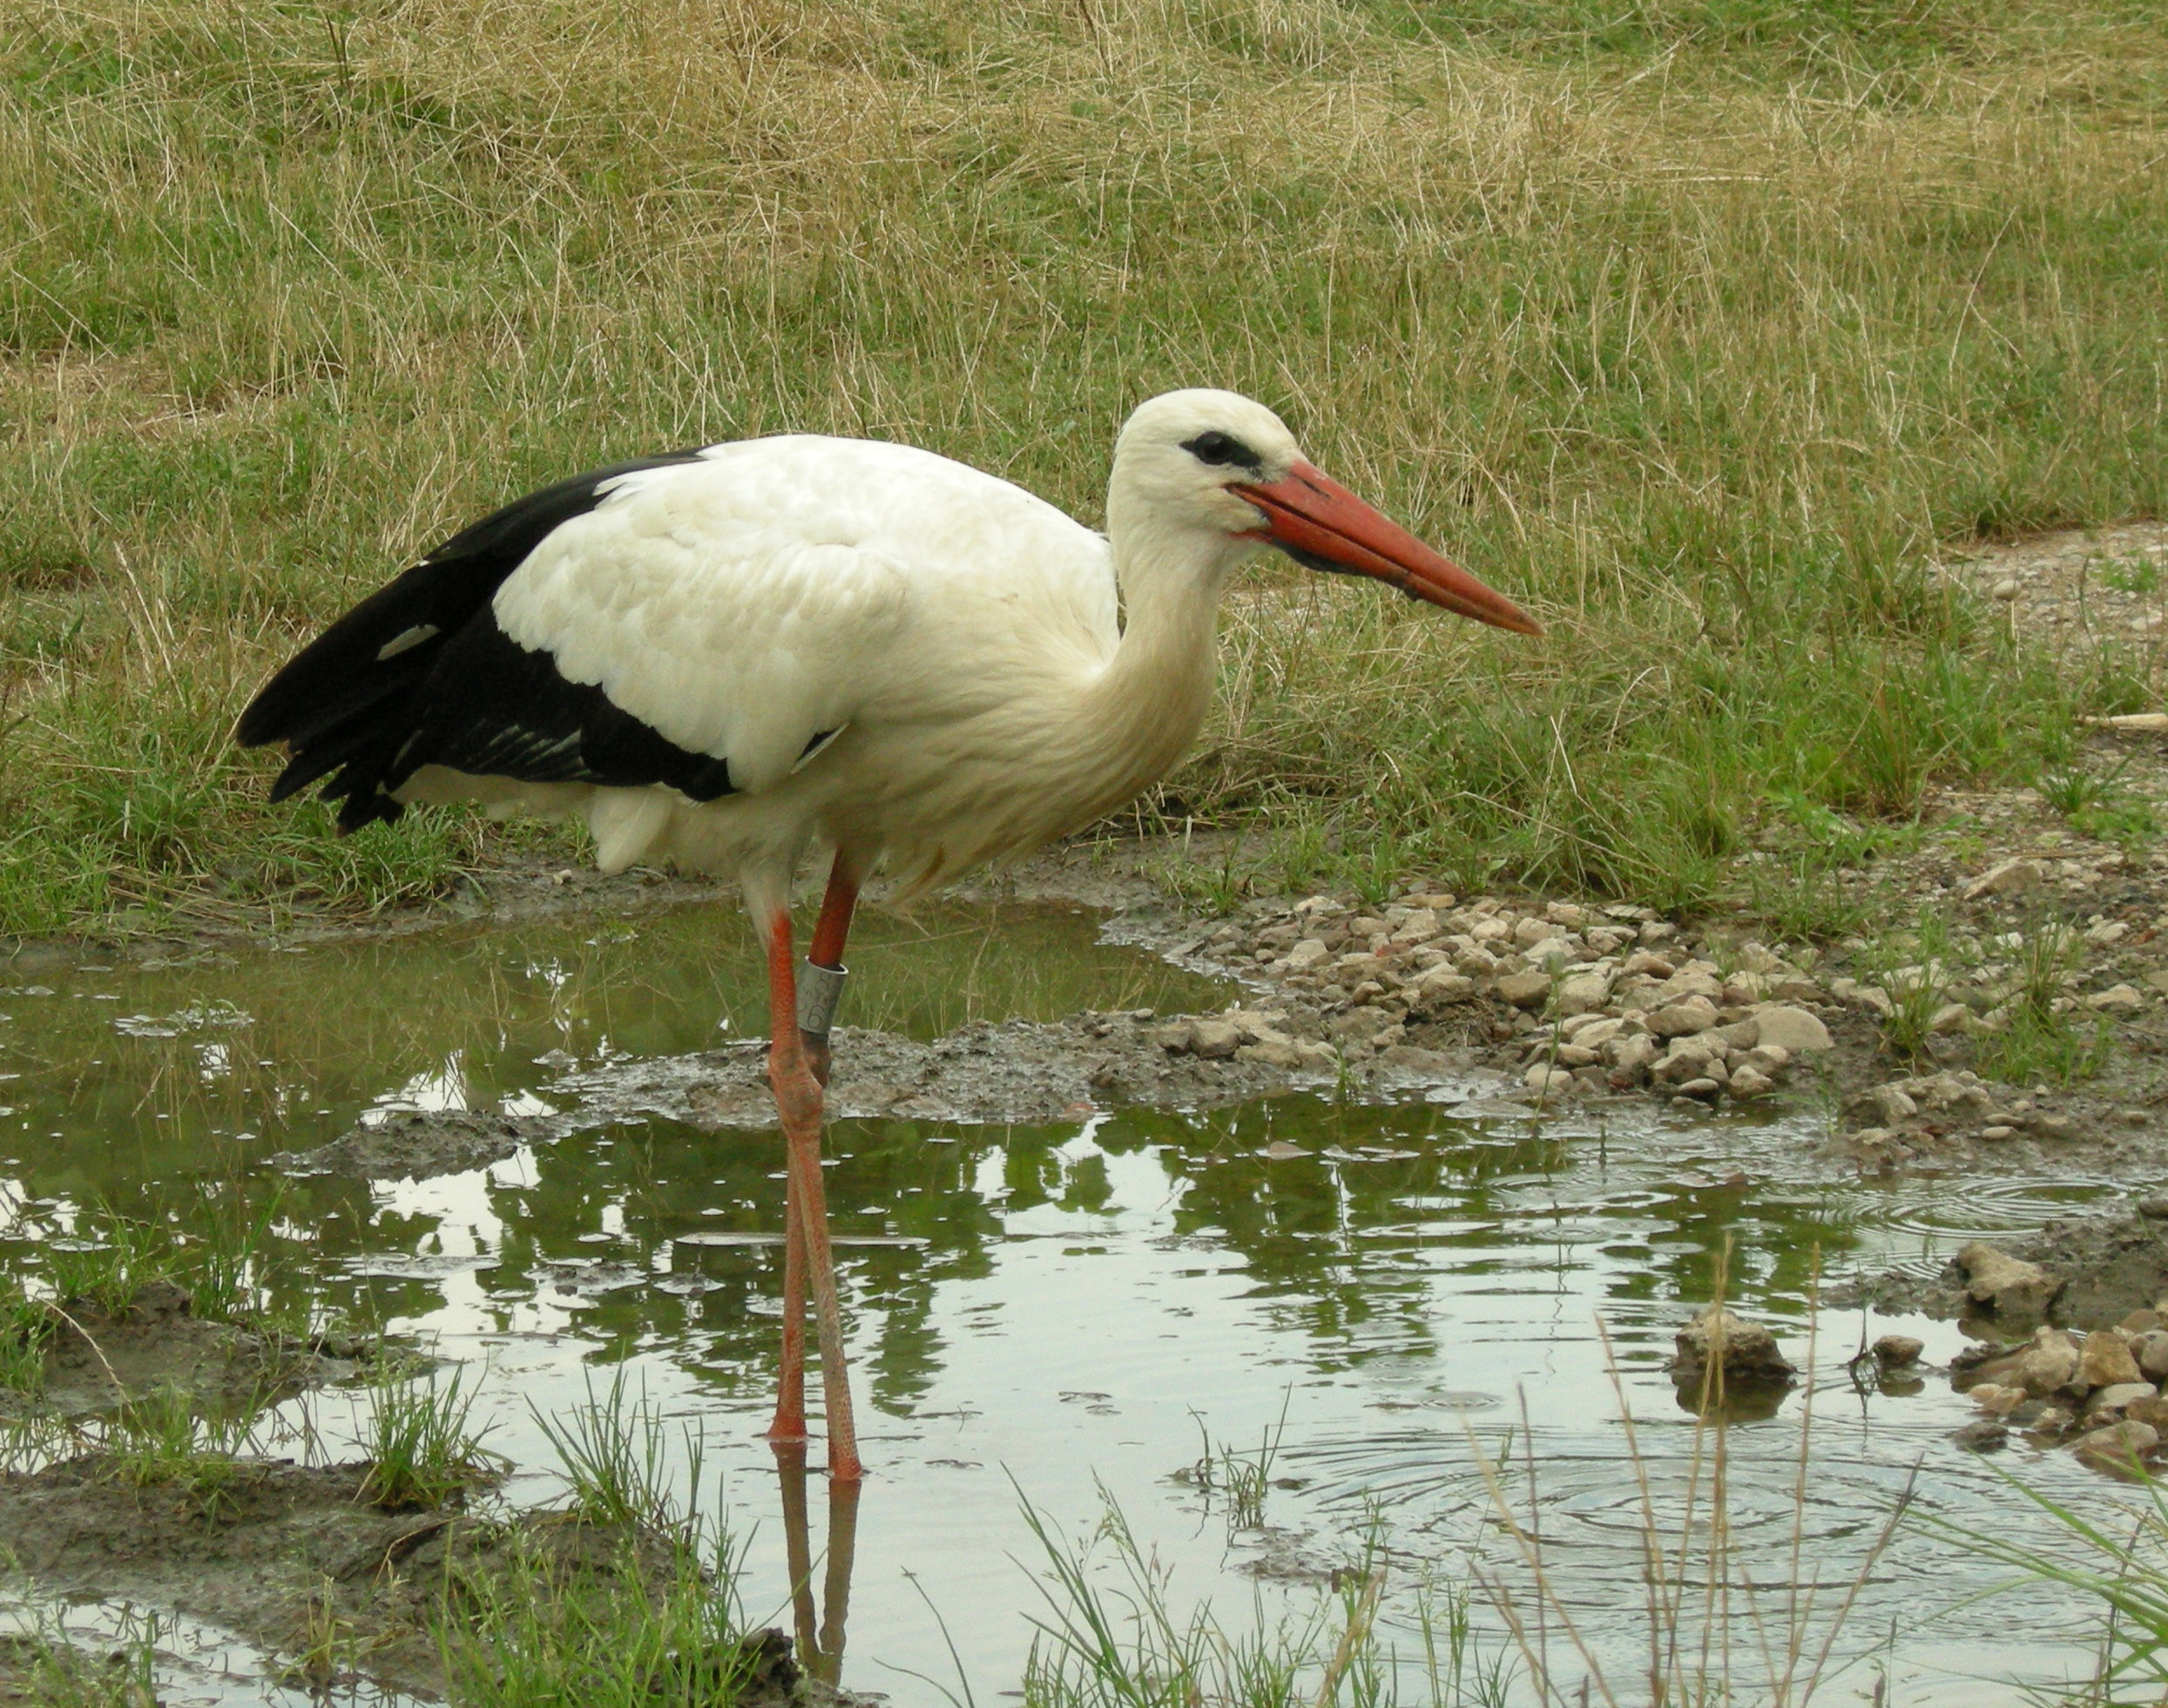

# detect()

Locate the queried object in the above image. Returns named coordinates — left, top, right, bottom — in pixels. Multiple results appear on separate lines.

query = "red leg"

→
left=768, top=858, right=858, bottom=1450
left=764, top=912, right=864, bottom=1482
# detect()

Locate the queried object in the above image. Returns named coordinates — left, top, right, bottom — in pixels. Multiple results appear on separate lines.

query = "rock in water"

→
left=2076, top=1419, right=2160, bottom=1476
left=1672, top=1306, right=1797, bottom=1386
left=1953, top=1242, right=2063, bottom=1321
left=1873, top=1333, right=1925, bottom=1367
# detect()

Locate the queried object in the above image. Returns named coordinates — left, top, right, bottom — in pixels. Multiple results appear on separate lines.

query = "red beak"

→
left=1232, top=462, right=1543, bottom=637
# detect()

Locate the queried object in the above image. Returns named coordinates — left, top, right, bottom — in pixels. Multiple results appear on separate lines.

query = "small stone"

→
left=2137, top=1331, right=2168, bottom=1381
left=1556, top=970, right=1615, bottom=1016
left=1604, top=1033, right=1658, bottom=1082
left=1155, top=1022, right=1198, bottom=1054
left=1742, top=1043, right=1792, bottom=1077
left=1930, top=1003, right=1972, bottom=1034
left=1873, top=1334, right=1924, bottom=1367
left=1236, top=1039, right=1302, bottom=1069
left=1496, top=969, right=1553, bottom=1009
left=1649, top=996, right=1720, bottom=1037
left=1750, top=1006, right=1834, bottom=1054
left=1390, top=908, right=1440, bottom=944
left=1555, top=1043, right=1599, bottom=1069
left=1989, top=577, right=2021, bottom=600
left=1727, top=1065, right=1774, bottom=1099
left=1621, top=950, right=1676, bottom=978
left=2082, top=1329, right=2144, bottom=1388
left=1952, top=1419, right=2007, bottom=1451
left=2122, top=1309, right=2165, bottom=1333
left=1969, top=1382, right=2023, bottom=1415
left=1675, top=1077, right=1722, bottom=1099
left=1285, top=939, right=1331, bottom=971
left=1954, top=1243, right=2063, bottom=1320
left=1260, top=1141, right=1314, bottom=1160
left=1567, top=1016, right=1626, bottom=1049
left=1848, top=1084, right=1919, bottom=1125
left=1524, top=1063, right=1575, bottom=1098
left=1408, top=970, right=1476, bottom=1011
left=1327, top=1009, right=1396, bottom=1046
left=2087, top=984, right=2144, bottom=1014
left=1190, top=1018, right=1242, bottom=1059
left=1962, top=857, right=2044, bottom=901
left=1829, top=977, right=1895, bottom=1018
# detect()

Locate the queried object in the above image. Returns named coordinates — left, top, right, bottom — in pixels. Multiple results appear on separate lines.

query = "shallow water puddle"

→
left=0, top=901, right=2142, bottom=1704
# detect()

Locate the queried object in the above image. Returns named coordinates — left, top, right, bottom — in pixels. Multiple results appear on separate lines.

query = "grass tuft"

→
left=356, top=1367, right=503, bottom=1510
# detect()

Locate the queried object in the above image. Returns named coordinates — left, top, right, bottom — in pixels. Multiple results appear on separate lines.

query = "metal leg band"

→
left=797, top=961, right=848, bottom=1040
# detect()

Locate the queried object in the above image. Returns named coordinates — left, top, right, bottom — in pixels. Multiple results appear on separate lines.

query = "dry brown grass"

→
left=3, top=0, right=2165, bottom=928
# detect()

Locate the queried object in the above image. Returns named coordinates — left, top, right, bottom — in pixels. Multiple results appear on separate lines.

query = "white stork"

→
left=236, top=388, right=1541, bottom=1481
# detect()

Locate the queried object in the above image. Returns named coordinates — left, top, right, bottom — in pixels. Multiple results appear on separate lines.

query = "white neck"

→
left=1064, top=491, right=1245, bottom=815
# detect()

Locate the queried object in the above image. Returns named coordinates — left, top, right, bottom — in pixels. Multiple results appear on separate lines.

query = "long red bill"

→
left=1233, top=462, right=1543, bottom=637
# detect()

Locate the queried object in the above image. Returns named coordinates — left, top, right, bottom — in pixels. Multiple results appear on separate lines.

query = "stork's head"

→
left=1111, top=388, right=1542, bottom=636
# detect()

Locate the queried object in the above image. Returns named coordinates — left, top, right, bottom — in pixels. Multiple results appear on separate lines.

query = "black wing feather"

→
left=235, top=450, right=740, bottom=833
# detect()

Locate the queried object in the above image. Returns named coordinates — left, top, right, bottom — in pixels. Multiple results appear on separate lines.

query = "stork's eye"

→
left=1182, top=430, right=1261, bottom=472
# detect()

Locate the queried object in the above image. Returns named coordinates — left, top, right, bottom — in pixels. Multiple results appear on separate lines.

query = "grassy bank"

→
left=3, top=0, right=2165, bottom=935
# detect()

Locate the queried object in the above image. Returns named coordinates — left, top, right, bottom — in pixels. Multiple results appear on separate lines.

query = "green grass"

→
left=3, top=0, right=2167, bottom=931
left=529, top=1366, right=699, bottom=1539
left=356, top=1368, right=503, bottom=1510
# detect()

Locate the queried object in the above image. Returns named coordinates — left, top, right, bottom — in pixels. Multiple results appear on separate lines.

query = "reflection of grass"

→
left=102, top=1381, right=261, bottom=1516
left=1, top=1622, right=160, bottom=1708
left=0, top=1286, right=54, bottom=1395
left=1017, top=1484, right=1497, bottom=1708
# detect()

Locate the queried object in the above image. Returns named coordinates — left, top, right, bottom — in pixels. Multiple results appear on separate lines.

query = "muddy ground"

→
left=0, top=1456, right=805, bottom=1704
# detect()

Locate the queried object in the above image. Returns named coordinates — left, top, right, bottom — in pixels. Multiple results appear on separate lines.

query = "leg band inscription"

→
left=797, top=961, right=848, bottom=1038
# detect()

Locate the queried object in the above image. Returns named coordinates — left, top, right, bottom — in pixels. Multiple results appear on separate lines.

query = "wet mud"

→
left=278, top=1012, right=1499, bottom=1184
left=277, top=1108, right=528, bottom=1183
left=1847, top=1202, right=2168, bottom=1330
